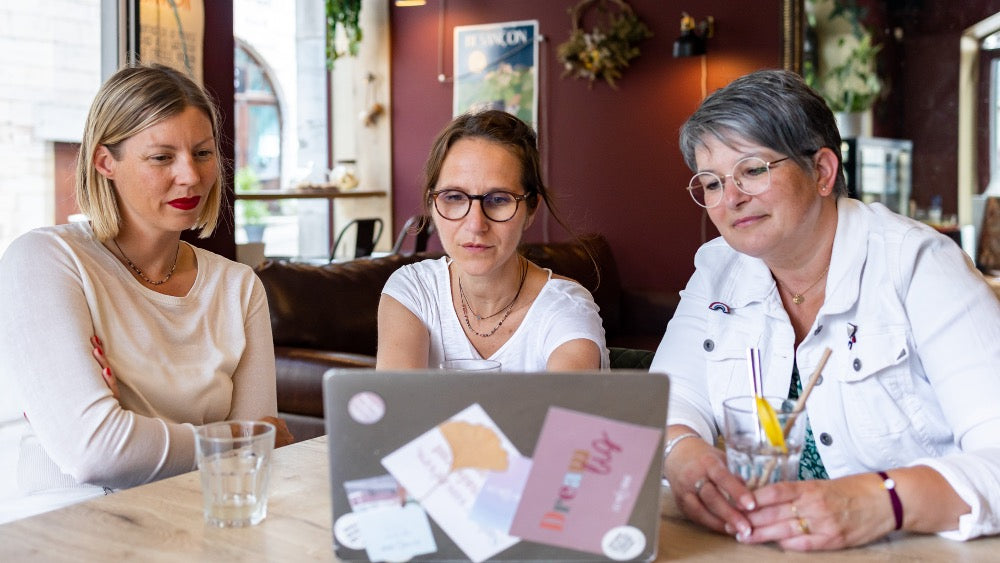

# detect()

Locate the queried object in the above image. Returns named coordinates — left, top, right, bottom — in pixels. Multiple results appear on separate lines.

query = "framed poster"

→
left=140, top=0, right=205, bottom=82
left=453, top=20, right=538, bottom=127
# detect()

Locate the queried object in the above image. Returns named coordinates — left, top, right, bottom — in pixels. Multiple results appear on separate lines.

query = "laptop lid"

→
left=323, top=369, right=669, bottom=562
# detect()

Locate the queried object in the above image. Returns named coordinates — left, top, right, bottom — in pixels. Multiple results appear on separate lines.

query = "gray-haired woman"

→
left=655, top=69, right=1000, bottom=550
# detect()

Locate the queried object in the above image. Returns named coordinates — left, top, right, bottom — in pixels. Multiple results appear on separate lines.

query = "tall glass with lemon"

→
left=723, top=396, right=807, bottom=488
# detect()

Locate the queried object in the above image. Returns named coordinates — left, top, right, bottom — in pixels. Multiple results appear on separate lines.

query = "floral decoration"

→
left=806, top=0, right=883, bottom=113
left=556, top=0, right=653, bottom=89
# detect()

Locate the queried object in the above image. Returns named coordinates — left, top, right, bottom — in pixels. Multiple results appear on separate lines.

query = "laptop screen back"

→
left=323, top=369, right=669, bottom=562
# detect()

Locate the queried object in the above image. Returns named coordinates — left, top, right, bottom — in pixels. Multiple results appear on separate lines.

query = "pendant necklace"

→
left=459, top=257, right=527, bottom=338
left=113, top=238, right=180, bottom=286
left=776, top=264, right=830, bottom=305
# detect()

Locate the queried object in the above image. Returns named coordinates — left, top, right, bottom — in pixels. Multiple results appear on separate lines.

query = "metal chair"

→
left=330, top=218, right=384, bottom=261
left=390, top=215, right=435, bottom=255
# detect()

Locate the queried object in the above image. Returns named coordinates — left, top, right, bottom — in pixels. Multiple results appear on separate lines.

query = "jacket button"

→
left=703, top=339, right=715, bottom=352
left=819, top=432, right=833, bottom=446
left=813, top=325, right=823, bottom=335
left=853, top=358, right=862, bottom=371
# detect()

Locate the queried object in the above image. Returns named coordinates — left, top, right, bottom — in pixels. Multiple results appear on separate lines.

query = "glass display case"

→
left=841, top=137, right=913, bottom=216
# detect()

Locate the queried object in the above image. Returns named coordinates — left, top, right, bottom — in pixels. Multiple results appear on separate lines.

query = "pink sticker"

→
left=509, top=407, right=662, bottom=555
left=348, top=391, right=386, bottom=424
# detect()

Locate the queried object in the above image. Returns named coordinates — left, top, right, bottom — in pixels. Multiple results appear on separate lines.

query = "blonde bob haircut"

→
left=76, top=63, right=225, bottom=241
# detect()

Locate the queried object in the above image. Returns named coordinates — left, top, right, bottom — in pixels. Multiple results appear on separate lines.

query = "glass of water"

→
left=194, top=420, right=275, bottom=527
left=722, top=396, right=806, bottom=489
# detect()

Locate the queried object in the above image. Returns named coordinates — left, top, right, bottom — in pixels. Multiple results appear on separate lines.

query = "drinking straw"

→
left=745, top=347, right=762, bottom=444
left=751, top=347, right=833, bottom=488
left=781, top=348, right=832, bottom=436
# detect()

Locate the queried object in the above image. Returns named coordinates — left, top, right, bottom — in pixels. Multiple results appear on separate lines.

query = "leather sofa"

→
left=255, top=234, right=678, bottom=441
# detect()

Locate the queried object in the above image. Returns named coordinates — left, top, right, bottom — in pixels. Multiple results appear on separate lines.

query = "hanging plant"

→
left=556, top=0, right=653, bottom=89
left=326, top=0, right=362, bottom=67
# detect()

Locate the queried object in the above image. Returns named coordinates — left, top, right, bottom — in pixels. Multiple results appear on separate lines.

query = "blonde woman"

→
left=0, top=64, right=291, bottom=523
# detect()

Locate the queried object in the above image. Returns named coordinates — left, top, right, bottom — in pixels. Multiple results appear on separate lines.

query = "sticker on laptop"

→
left=381, top=403, right=523, bottom=563
left=339, top=474, right=437, bottom=561
left=348, top=391, right=386, bottom=424
left=601, top=525, right=647, bottom=561
left=508, top=406, right=662, bottom=557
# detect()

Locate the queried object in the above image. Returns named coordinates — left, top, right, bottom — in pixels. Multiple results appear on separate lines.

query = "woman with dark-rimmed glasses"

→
left=655, top=69, right=1000, bottom=550
left=376, top=110, right=608, bottom=371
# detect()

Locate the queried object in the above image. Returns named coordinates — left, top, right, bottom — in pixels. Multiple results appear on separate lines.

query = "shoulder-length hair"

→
left=76, top=63, right=225, bottom=241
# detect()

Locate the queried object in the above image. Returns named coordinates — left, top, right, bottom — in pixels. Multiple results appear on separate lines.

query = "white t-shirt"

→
left=382, top=256, right=609, bottom=370
left=0, top=222, right=277, bottom=523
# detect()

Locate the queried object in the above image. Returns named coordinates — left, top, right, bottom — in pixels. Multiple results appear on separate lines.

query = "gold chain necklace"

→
left=459, top=257, right=527, bottom=338
left=776, top=264, right=830, bottom=305
left=113, top=238, right=180, bottom=286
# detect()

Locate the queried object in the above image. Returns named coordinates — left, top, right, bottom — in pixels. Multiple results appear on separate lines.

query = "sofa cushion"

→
left=257, top=253, right=437, bottom=356
left=518, top=234, right=622, bottom=337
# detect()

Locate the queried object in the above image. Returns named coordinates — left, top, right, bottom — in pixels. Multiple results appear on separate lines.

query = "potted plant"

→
left=807, top=0, right=882, bottom=137
left=235, top=166, right=268, bottom=243
left=325, top=0, right=362, bottom=67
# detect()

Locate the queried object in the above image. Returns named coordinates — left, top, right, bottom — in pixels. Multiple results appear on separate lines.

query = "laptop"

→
left=322, top=368, right=670, bottom=562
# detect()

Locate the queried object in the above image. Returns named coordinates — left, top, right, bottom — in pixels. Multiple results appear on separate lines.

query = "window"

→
left=989, top=46, right=1000, bottom=197
left=0, top=2, right=102, bottom=255
left=235, top=42, right=282, bottom=191
left=233, top=0, right=332, bottom=260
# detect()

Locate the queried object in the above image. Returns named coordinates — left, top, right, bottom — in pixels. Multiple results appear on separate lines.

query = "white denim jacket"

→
left=652, top=198, right=1000, bottom=540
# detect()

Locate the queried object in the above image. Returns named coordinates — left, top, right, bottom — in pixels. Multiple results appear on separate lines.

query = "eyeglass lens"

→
left=688, top=157, right=773, bottom=208
left=433, top=190, right=521, bottom=222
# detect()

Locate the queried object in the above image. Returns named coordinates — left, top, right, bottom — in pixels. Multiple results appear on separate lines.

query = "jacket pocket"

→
left=836, top=327, right=914, bottom=440
left=702, top=321, right=760, bottom=422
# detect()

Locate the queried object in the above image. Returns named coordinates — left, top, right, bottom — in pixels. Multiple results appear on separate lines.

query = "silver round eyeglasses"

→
left=686, top=156, right=791, bottom=209
left=430, top=189, right=530, bottom=222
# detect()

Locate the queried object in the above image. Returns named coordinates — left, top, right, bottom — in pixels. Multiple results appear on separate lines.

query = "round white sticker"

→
left=333, top=512, right=365, bottom=550
left=601, top=525, right=646, bottom=561
left=347, top=391, right=386, bottom=424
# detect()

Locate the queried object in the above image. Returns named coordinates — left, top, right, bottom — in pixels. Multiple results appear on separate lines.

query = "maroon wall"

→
left=389, top=1, right=783, bottom=294
left=879, top=0, right=1000, bottom=212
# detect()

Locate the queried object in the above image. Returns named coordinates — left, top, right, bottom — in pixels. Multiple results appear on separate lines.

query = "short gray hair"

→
left=679, top=69, right=846, bottom=197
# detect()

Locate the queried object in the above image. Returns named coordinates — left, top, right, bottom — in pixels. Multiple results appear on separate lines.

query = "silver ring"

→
left=693, top=478, right=706, bottom=494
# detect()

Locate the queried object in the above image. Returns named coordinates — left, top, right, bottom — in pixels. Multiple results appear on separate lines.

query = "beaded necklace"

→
left=459, top=257, right=527, bottom=338
left=113, top=238, right=180, bottom=286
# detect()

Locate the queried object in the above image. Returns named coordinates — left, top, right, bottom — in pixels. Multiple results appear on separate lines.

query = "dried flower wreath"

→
left=556, top=0, right=653, bottom=89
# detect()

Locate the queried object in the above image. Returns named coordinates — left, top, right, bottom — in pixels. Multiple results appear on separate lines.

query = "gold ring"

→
left=797, top=517, right=811, bottom=535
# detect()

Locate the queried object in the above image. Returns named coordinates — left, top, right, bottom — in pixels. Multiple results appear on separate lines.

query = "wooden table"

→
left=236, top=187, right=387, bottom=256
left=0, top=436, right=995, bottom=562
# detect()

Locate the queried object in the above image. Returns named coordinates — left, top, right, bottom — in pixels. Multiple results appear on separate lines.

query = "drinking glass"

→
left=439, top=359, right=502, bottom=371
left=722, top=396, right=806, bottom=488
left=194, top=420, right=275, bottom=527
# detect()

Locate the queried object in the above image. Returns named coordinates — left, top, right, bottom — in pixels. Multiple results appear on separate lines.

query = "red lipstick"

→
left=168, top=196, right=201, bottom=210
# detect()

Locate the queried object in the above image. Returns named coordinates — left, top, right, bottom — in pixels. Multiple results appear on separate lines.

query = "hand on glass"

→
left=90, top=335, right=120, bottom=400
left=738, top=475, right=897, bottom=551
left=664, top=430, right=757, bottom=540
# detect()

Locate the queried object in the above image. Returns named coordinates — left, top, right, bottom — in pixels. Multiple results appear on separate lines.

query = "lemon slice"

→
left=755, top=397, right=787, bottom=453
